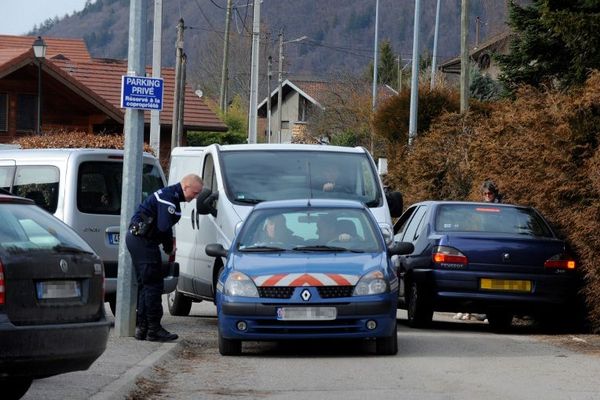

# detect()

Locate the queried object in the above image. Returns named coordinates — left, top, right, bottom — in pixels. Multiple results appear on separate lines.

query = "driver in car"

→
left=317, top=215, right=352, bottom=243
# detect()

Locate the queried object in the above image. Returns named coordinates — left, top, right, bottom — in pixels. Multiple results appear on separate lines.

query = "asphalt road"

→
left=126, top=301, right=600, bottom=400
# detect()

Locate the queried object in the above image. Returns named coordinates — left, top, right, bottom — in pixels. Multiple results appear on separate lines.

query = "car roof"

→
left=212, top=143, right=367, bottom=153
left=252, top=198, right=367, bottom=211
left=0, top=148, right=157, bottom=161
left=409, top=200, right=528, bottom=209
left=0, top=193, right=34, bottom=204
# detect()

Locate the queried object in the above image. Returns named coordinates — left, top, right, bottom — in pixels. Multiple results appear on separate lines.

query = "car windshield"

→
left=435, top=204, right=553, bottom=237
left=237, top=207, right=383, bottom=253
left=220, top=150, right=381, bottom=207
left=0, top=203, right=95, bottom=254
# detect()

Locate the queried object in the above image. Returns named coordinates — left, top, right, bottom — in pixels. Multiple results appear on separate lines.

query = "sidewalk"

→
left=23, top=311, right=183, bottom=400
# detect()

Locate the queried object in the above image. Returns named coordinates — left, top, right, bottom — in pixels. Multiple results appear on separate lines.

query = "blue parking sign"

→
left=120, top=76, right=164, bottom=111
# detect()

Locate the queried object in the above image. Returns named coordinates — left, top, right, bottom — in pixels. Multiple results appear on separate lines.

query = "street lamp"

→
left=32, top=36, right=47, bottom=135
left=276, top=34, right=308, bottom=143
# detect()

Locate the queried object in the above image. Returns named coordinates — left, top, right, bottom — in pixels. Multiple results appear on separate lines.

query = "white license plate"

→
left=276, top=307, right=337, bottom=321
left=108, top=233, right=120, bottom=245
left=36, top=280, right=81, bottom=299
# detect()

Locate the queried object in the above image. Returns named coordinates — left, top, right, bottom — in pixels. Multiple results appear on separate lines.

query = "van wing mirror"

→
left=386, top=191, right=403, bottom=218
left=388, top=241, right=414, bottom=256
left=205, top=243, right=227, bottom=258
left=196, top=188, right=218, bottom=217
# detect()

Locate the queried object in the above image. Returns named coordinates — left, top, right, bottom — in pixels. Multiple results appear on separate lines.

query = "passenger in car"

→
left=257, top=215, right=301, bottom=246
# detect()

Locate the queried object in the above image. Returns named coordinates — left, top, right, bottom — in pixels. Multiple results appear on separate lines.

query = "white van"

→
left=0, top=148, right=178, bottom=313
left=167, top=144, right=403, bottom=316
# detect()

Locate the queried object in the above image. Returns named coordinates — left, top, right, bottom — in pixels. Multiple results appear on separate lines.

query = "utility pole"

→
left=408, top=0, right=421, bottom=146
left=171, top=18, right=184, bottom=150
left=150, top=0, right=162, bottom=160
left=247, top=0, right=261, bottom=144
left=276, top=30, right=283, bottom=144
left=397, top=55, right=401, bottom=92
left=219, top=0, right=233, bottom=113
left=430, top=0, right=441, bottom=89
left=475, top=16, right=481, bottom=47
left=116, top=0, right=147, bottom=337
left=371, top=0, right=379, bottom=155
left=460, top=0, right=470, bottom=113
left=267, top=55, right=272, bottom=143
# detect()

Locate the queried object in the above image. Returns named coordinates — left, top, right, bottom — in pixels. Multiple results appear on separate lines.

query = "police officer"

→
left=126, top=173, right=203, bottom=341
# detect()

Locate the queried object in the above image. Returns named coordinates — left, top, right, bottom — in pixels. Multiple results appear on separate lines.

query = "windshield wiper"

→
left=235, top=198, right=263, bottom=204
left=239, top=245, right=287, bottom=252
left=293, top=245, right=351, bottom=252
left=52, top=244, right=94, bottom=254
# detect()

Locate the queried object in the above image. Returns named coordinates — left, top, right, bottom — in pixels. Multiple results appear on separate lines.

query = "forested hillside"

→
left=32, top=0, right=514, bottom=100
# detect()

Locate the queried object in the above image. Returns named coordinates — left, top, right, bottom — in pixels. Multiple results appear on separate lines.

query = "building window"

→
left=298, top=97, right=309, bottom=122
left=0, top=93, right=7, bottom=132
left=16, top=94, right=36, bottom=132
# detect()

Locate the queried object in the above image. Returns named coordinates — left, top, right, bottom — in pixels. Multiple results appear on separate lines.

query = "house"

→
left=257, top=78, right=397, bottom=144
left=0, top=35, right=226, bottom=156
left=257, top=78, right=326, bottom=144
left=439, top=31, right=511, bottom=79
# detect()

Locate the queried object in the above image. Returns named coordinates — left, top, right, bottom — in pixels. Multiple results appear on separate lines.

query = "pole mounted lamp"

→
left=32, top=36, right=47, bottom=135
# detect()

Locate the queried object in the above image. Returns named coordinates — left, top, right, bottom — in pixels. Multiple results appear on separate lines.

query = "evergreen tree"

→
left=497, top=0, right=600, bottom=90
left=378, top=40, right=396, bottom=86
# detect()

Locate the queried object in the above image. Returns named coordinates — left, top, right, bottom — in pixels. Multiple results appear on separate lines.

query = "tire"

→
left=406, top=280, right=433, bottom=328
left=487, top=311, right=513, bottom=332
left=218, top=328, right=241, bottom=356
left=376, top=321, right=398, bottom=355
left=167, top=288, right=193, bottom=316
left=4, top=377, right=33, bottom=400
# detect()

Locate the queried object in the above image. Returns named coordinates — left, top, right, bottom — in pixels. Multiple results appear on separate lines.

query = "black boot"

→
left=135, top=320, right=148, bottom=341
left=147, top=326, right=178, bottom=342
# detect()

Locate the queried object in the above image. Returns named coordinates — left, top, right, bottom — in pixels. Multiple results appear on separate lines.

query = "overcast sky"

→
left=0, top=0, right=89, bottom=35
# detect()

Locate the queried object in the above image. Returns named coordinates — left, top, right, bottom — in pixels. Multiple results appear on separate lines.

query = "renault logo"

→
left=502, top=253, right=511, bottom=263
left=59, top=259, right=69, bottom=273
left=301, top=289, right=311, bottom=301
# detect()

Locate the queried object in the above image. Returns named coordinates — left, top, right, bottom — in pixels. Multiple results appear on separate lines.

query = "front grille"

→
left=317, top=286, right=354, bottom=298
left=253, top=319, right=363, bottom=335
left=258, top=286, right=295, bottom=299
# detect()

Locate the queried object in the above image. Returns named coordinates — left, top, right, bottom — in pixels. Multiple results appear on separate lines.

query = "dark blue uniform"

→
left=125, top=183, right=183, bottom=341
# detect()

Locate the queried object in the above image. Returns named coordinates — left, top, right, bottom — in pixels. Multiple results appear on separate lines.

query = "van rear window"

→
left=77, top=162, right=164, bottom=215
left=2, top=165, right=60, bottom=213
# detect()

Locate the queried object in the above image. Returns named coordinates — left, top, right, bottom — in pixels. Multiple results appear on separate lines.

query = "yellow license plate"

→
left=480, top=278, right=531, bottom=292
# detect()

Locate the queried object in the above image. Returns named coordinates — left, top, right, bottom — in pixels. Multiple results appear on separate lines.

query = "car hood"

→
left=231, top=252, right=384, bottom=287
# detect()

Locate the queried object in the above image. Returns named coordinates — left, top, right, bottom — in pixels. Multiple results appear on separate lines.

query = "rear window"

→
left=435, top=204, right=553, bottom=237
left=0, top=203, right=94, bottom=254
left=77, top=161, right=164, bottom=215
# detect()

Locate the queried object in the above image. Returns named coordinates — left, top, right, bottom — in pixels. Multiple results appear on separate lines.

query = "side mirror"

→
left=205, top=243, right=227, bottom=258
left=196, top=188, right=218, bottom=217
left=388, top=241, right=414, bottom=256
left=386, top=191, right=403, bottom=218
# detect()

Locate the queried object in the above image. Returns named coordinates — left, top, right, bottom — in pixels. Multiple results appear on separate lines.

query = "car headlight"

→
left=353, top=270, right=388, bottom=296
left=224, top=271, right=259, bottom=297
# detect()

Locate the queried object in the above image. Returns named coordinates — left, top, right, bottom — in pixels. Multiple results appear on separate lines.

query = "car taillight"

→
left=0, top=260, right=5, bottom=305
left=432, top=245, right=468, bottom=266
left=169, top=238, right=176, bottom=263
left=544, top=254, right=576, bottom=270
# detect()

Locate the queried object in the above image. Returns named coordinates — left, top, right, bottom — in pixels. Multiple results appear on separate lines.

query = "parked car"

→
left=0, top=194, right=110, bottom=399
left=206, top=199, right=413, bottom=356
left=0, top=148, right=178, bottom=315
left=393, top=201, right=581, bottom=330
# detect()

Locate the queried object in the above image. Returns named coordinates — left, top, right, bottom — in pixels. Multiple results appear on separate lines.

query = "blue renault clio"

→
left=206, top=199, right=413, bottom=356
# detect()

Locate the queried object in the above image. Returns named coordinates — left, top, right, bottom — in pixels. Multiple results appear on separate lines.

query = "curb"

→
left=89, top=341, right=181, bottom=400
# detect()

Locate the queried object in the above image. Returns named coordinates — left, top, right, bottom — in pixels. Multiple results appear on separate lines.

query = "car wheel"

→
left=376, top=321, right=398, bottom=355
left=406, top=280, right=433, bottom=328
left=4, top=377, right=33, bottom=400
left=487, top=311, right=513, bottom=332
left=167, top=288, right=192, bottom=316
left=218, top=327, right=241, bottom=356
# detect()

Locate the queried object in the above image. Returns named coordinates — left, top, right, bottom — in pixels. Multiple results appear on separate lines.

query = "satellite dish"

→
left=195, top=89, right=203, bottom=98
